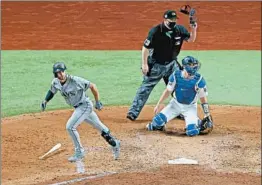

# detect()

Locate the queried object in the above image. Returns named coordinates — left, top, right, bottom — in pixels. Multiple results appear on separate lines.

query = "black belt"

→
left=74, top=102, right=83, bottom=108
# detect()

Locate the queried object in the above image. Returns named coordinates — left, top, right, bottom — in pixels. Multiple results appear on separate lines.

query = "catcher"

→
left=146, top=56, right=213, bottom=136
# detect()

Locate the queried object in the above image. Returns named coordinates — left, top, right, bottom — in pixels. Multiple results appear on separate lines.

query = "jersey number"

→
left=144, top=39, right=150, bottom=46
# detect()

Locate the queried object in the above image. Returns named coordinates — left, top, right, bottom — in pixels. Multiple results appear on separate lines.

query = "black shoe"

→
left=126, top=113, right=136, bottom=121
left=176, top=114, right=185, bottom=120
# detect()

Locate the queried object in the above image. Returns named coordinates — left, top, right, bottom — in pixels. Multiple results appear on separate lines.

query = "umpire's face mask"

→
left=165, top=19, right=177, bottom=29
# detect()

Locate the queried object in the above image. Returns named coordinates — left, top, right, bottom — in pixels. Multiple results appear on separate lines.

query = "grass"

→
left=1, top=50, right=261, bottom=117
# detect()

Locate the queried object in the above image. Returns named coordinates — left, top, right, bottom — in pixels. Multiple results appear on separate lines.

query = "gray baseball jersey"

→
left=50, top=74, right=109, bottom=152
left=50, top=74, right=91, bottom=107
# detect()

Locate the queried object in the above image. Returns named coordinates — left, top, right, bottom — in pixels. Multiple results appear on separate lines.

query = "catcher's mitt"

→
left=179, top=5, right=197, bottom=27
left=199, top=115, right=213, bottom=134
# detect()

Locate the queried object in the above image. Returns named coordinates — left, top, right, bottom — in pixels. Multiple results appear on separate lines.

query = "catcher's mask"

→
left=53, top=62, right=67, bottom=77
left=182, top=56, right=201, bottom=75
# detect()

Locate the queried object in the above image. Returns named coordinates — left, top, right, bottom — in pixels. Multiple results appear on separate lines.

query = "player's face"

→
left=56, top=71, right=66, bottom=82
left=189, top=63, right=198, bottom=67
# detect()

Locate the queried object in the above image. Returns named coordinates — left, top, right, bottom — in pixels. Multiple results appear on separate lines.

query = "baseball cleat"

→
left=126, top=113, right=136, bottom=121
left=68, top=149, right=86, bottom=162
left=146, top=123, right=166, bottom=131
left=112, top=139, right=120, bottom=160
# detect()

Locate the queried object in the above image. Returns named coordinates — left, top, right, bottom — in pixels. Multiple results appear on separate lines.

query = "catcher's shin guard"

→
left=146, top=113, right=167, bottom=131
left=186, top=124, right=200, bottom=136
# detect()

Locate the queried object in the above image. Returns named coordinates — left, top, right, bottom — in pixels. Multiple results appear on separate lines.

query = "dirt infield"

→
left=2, top=1, right=261, bottom=50
left=2, top=106, right=261, bottom=185
left=1, top=1, right=261, bottom=185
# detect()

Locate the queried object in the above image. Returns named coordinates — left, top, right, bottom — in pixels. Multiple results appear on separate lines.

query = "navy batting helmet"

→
left=182, top=56, right=200, bottom=75
left=53, top=62, right=67, bottom=77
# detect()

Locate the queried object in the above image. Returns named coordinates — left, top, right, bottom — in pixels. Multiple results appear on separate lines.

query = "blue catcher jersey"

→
left=167, top=70, right=207, bottom=105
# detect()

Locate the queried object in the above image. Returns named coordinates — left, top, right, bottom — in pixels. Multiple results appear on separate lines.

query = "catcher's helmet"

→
left=53, top=62, right=67, bottom=77
left=182, top=56, right=200, bottom=75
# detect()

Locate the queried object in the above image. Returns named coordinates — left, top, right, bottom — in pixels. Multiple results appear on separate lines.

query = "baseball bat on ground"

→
left=39, top=143, right=62, bottom=160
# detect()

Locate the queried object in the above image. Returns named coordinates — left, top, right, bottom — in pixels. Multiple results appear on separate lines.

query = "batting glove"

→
left=41, top=100, right=47, bottom=111
left=95, top=101, right=103, bottom=110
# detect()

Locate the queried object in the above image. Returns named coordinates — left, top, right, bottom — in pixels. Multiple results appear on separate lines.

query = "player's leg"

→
left=183, top=104, right=200, bottom=136
left=127, top=64, right=163, bottom=121
left=66, top=106, right=91, bottom=162
left=146, top=99, right=181, bottom=131
left=163, top=61, right=185, bottom=121
left=84, top=111, right=120, bottom=160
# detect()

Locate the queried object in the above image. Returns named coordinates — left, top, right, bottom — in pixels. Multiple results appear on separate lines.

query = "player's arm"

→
left=198, top=83, right=211, bottom=117
left=142, top=46, right=150, bottom=75
left=89, top=83, right=100, bottom=102
left=180, top=25, right=197, bottom=43
left=89, top=83, right=103, bottom=111
left=154, top=89, right=171, bottom=114
left=75, top=76, right=103, bottom=110
left=197, top=77, right=213, bottom=133
left=199, top=95, right=210, bottom=117
left=197, top=77, right=211, bottom=117
left=154, top=74, right=175, bottom=114
left=198, top=87, right=213, bottom=132
left=41, top=81, right=57, bottom=111
left=187, top=24, right=197, bottom=42
left=142, top=27, right=157, bottom=75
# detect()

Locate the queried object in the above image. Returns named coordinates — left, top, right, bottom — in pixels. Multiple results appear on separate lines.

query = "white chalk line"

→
left=48, top=171, right=117, bottom=185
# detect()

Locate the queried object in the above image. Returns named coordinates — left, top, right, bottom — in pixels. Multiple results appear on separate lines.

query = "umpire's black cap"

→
left=163, top=10, right=179, bottom=20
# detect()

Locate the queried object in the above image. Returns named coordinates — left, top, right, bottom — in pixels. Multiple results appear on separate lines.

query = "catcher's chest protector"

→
left=172, top=71, right=202, bottom=104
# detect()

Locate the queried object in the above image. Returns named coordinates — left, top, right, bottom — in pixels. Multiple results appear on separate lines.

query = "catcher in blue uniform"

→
left=147, top=56, right=213, bottom=136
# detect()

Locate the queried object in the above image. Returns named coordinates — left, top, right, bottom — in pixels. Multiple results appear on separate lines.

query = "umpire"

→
left=127, top=10, right=197, bottom=121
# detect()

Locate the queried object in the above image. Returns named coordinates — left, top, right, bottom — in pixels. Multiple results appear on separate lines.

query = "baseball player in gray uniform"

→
left=41, top=62, right=120, bottom=162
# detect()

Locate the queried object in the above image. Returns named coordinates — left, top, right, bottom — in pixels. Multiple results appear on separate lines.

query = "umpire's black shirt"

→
left=143, top=23, right=190, bottom=64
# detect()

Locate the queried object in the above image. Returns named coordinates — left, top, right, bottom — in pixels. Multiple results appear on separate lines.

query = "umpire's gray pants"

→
left=128, top=61, right=178, bottom=118
left=66, top=101, right=109, bottom=153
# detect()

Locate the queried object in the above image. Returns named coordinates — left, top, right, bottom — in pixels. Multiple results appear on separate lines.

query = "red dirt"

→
left=1, top=1, right=261, bottom=50
left=1, top=1, right=261, bottom=185
left=1, top=106, right=261, bottom=185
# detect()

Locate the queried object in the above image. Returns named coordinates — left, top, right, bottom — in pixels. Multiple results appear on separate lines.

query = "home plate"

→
left=168, top=158, right=198, bottom=165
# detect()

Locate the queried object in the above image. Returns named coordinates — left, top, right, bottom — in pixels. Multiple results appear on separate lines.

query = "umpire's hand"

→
left=142, top=64, right=149, bottom=76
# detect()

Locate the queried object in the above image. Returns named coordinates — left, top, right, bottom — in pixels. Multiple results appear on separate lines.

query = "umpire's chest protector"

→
left=173, top=71, right=202, bottom=104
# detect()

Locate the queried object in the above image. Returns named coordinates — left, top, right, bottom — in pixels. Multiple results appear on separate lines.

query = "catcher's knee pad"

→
left=186, top=124, right=200, bottom=136
left=153, top=113, right=167, bottom=127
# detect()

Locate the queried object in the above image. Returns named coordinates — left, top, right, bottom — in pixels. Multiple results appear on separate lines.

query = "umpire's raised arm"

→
left=187, top=23, right=197, bottom=42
